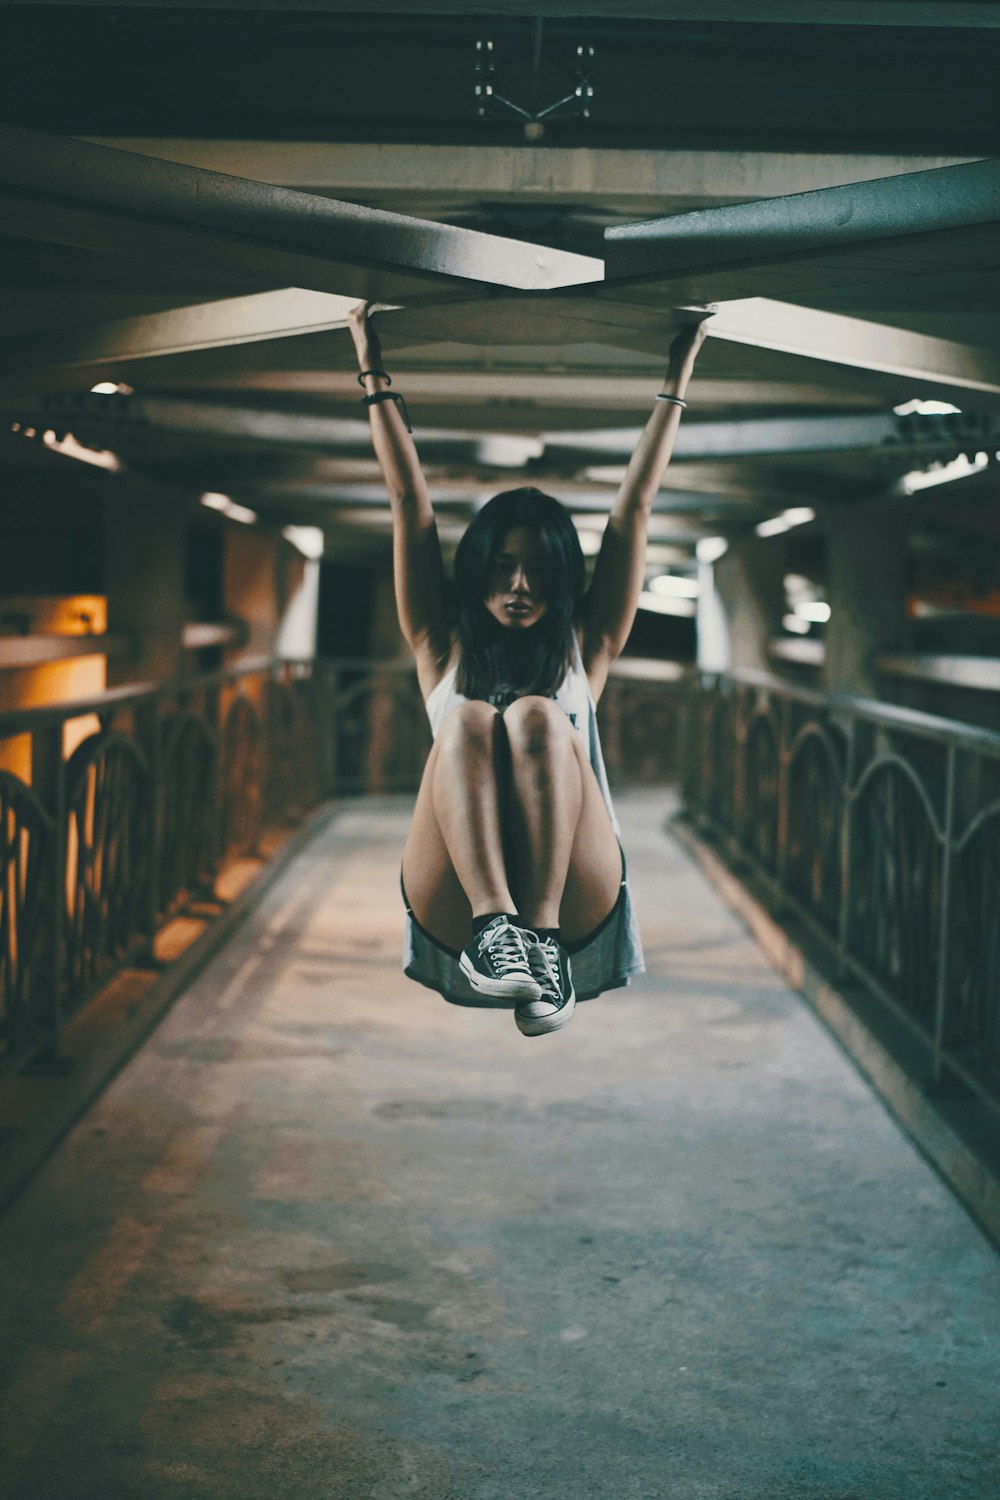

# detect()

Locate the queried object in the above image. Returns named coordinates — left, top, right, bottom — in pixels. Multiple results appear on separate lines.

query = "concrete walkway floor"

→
left=0, top=792, right=997, bottom=1500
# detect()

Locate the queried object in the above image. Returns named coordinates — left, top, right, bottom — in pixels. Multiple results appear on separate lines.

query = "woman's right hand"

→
left=348, top=300, right=384, bottom=373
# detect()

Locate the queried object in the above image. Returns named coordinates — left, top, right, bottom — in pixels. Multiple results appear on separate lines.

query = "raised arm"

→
left=581, top=316, right=710, bottom=699
left=348, top=303, right=451, bottom=696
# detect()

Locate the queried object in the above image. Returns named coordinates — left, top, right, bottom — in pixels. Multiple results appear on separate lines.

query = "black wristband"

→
left=361, top=389, right=412, bottom=432
left=357, top=368, right=391, bottom=388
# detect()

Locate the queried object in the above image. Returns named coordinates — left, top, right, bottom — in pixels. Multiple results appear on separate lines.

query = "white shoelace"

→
left=527, top=938, right=561, bottom=997
left=479, top=921, right=531, bottom=976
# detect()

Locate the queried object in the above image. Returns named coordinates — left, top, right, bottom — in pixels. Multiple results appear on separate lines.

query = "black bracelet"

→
left=357, top=368, right=391, bottom=388
left=656, top=393, right=687, bottom=408
left=361, top=389, right=412, bottom=433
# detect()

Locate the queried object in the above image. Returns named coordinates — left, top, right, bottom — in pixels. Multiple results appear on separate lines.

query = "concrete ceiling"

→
left=1, top=1, right=1000, bottom=574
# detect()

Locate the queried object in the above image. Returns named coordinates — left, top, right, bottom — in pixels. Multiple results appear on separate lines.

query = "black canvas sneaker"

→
left=515, top=936, right=576, bottom=1036
left=459, top=916, right=543, bottom=1001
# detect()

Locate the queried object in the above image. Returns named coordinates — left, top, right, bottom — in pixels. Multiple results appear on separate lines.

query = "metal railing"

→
left=0, top=655, right=432, bottom=1071
left=0, top=651, right=685, bottom=1072
left=681, top=669, right=1000, bottom=1112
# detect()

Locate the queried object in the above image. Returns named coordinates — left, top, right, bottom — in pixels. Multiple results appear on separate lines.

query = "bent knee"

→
left=503, top=694, right=573, bottom=754
left=436, top=698, right=500, bottom=752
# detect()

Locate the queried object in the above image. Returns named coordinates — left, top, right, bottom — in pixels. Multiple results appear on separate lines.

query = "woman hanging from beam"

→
left=348, top=301, right=709, bottom=1036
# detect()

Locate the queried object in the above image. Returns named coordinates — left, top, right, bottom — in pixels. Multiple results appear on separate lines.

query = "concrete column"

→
left=275, top=555, right=319, bottom=661
left=367, top=560, right=409, bottom=793
left=699, top=537, right=785, bottom=674
left=224, top=527, right=281, bottom=662
left=105, top=489, right=186, bottom=685
left=823, top=500, right=907, bottom=698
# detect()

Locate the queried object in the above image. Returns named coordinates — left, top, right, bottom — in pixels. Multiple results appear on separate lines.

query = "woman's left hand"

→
left=666, top=313, right=713, bottom=385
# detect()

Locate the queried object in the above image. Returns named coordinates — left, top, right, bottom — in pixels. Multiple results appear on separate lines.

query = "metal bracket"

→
left=475, top=21, right=594, bottom=141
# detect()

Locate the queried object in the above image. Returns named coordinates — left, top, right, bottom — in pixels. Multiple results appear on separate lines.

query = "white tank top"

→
left=423, top=632, right=620, bottom=837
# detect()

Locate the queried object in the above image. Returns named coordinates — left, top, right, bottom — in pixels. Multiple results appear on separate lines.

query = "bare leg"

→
left=403, top=699, right=622, bottom=952
left=428, top=700, right=515, bottom=918
left=502, top=696, right=583, bottom=929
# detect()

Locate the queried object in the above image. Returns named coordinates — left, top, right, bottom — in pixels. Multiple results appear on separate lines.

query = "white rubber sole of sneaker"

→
left=514, top=990, right=577, bottom=1036
left=459, top=950, right=542, bottom=1000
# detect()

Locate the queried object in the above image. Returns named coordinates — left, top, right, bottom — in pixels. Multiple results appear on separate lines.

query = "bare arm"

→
left=581, top=316, right=710, bottom=699
left=348, top=303, right=451, bottom=694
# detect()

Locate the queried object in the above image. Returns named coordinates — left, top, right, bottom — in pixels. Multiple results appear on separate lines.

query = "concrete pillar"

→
left=224, top=527, right=281, bottom=662
left=105, top=489, right=186, bottom=685
left=367, top=560, right=409, bottom=793
left=275, top=554, right=319, bottom=661
left=823, top=500, right=907, bottom=698
left=699, top=537, right=785, bottom=674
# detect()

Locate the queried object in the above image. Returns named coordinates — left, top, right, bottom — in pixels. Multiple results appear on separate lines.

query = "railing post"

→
left=136, top=697, right=163, bottom=962
left=774, top=694, right=791, bottom=912
left=730, top=680, right=748, bottom=863
left=329, top=661, right=341, bottom=796
left=836, top=711, right=859, bottom=984
left=929, top=744, right=957, bottom=1094
left=30, top=723, right=70, bottom=1072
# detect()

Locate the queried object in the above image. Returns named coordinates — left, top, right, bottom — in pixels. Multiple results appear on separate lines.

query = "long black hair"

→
left=453, top=487, right=586, bottom=703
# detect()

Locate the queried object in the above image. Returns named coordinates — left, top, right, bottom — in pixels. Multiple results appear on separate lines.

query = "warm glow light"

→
left=200, top=492, right=231, bottom=511
left=900, top=452, right=989, bottom=494
left=637, top=590, right=696, bottom=618
left=755, top=507, right=815, bottom=538
left=649, top=573, right=700, bottom=598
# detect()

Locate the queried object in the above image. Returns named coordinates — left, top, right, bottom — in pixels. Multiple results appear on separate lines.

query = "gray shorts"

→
left=400, top=848, right=645, bottom=1008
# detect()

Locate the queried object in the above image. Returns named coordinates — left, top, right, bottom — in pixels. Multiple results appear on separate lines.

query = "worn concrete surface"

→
left=0, top=792, right=997, bottom=1500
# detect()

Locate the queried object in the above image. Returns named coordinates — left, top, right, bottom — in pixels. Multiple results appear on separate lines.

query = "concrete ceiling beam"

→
left=0, top=123, right=602, bottom=300
left=545, top=407, right=1000, bottom=462
left=80, top=140, right=976, bottom=211
left=603, top=157, right=1000, bottom=307
left=705, top=298, right=1000, bottom=400
left=12, top=2, right=1000, bottom=27
left=0, top=289, right=360, bottom=384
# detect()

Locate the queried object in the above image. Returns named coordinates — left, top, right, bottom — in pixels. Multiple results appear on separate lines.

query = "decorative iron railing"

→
left=681, top=669, right=1000, bottom=1112
left=0, top=652, right=685, bottom=1072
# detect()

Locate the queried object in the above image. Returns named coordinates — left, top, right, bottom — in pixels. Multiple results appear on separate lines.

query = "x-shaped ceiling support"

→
left=3, top=122, right=1000, bottom=422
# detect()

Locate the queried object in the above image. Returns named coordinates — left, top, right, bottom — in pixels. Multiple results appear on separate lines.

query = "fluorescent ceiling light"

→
left=582, top=465, right=628, bottom=484
left=795, top=600, right=831, bottom=623
left=893, top=398, right=961, bottom=416
left=696, top=536, right=728, bottom=564
left=755, top=506, right=815, bottom=539
left=89, top=380, right=134, bottom=396
left=649, top=573, right=700, bottom=599
left=200, top=491, right=257, bottom=524
left=222, top=502, right=257, bottom=525
left=783, top=613, right=812, bottom=635
left=476, top=436, right=544, bottom=468
left=576, top=530, right=604, bottom=557
left=637, top=590, right=696, bottom=618
left=282, top=525, right=325, bottom=560
left=41, top=429, right=121, bottom=472
left=899, top=452, right=989, bottom=495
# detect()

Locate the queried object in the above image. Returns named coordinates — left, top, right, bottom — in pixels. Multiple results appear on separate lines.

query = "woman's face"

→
left=484, top=524, right=548, bottom=630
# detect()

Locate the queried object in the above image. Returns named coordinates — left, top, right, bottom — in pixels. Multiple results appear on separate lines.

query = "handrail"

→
left=682, top=669, right=1000, bottom=1114
left=723, top=666, right=1000, bottom=757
